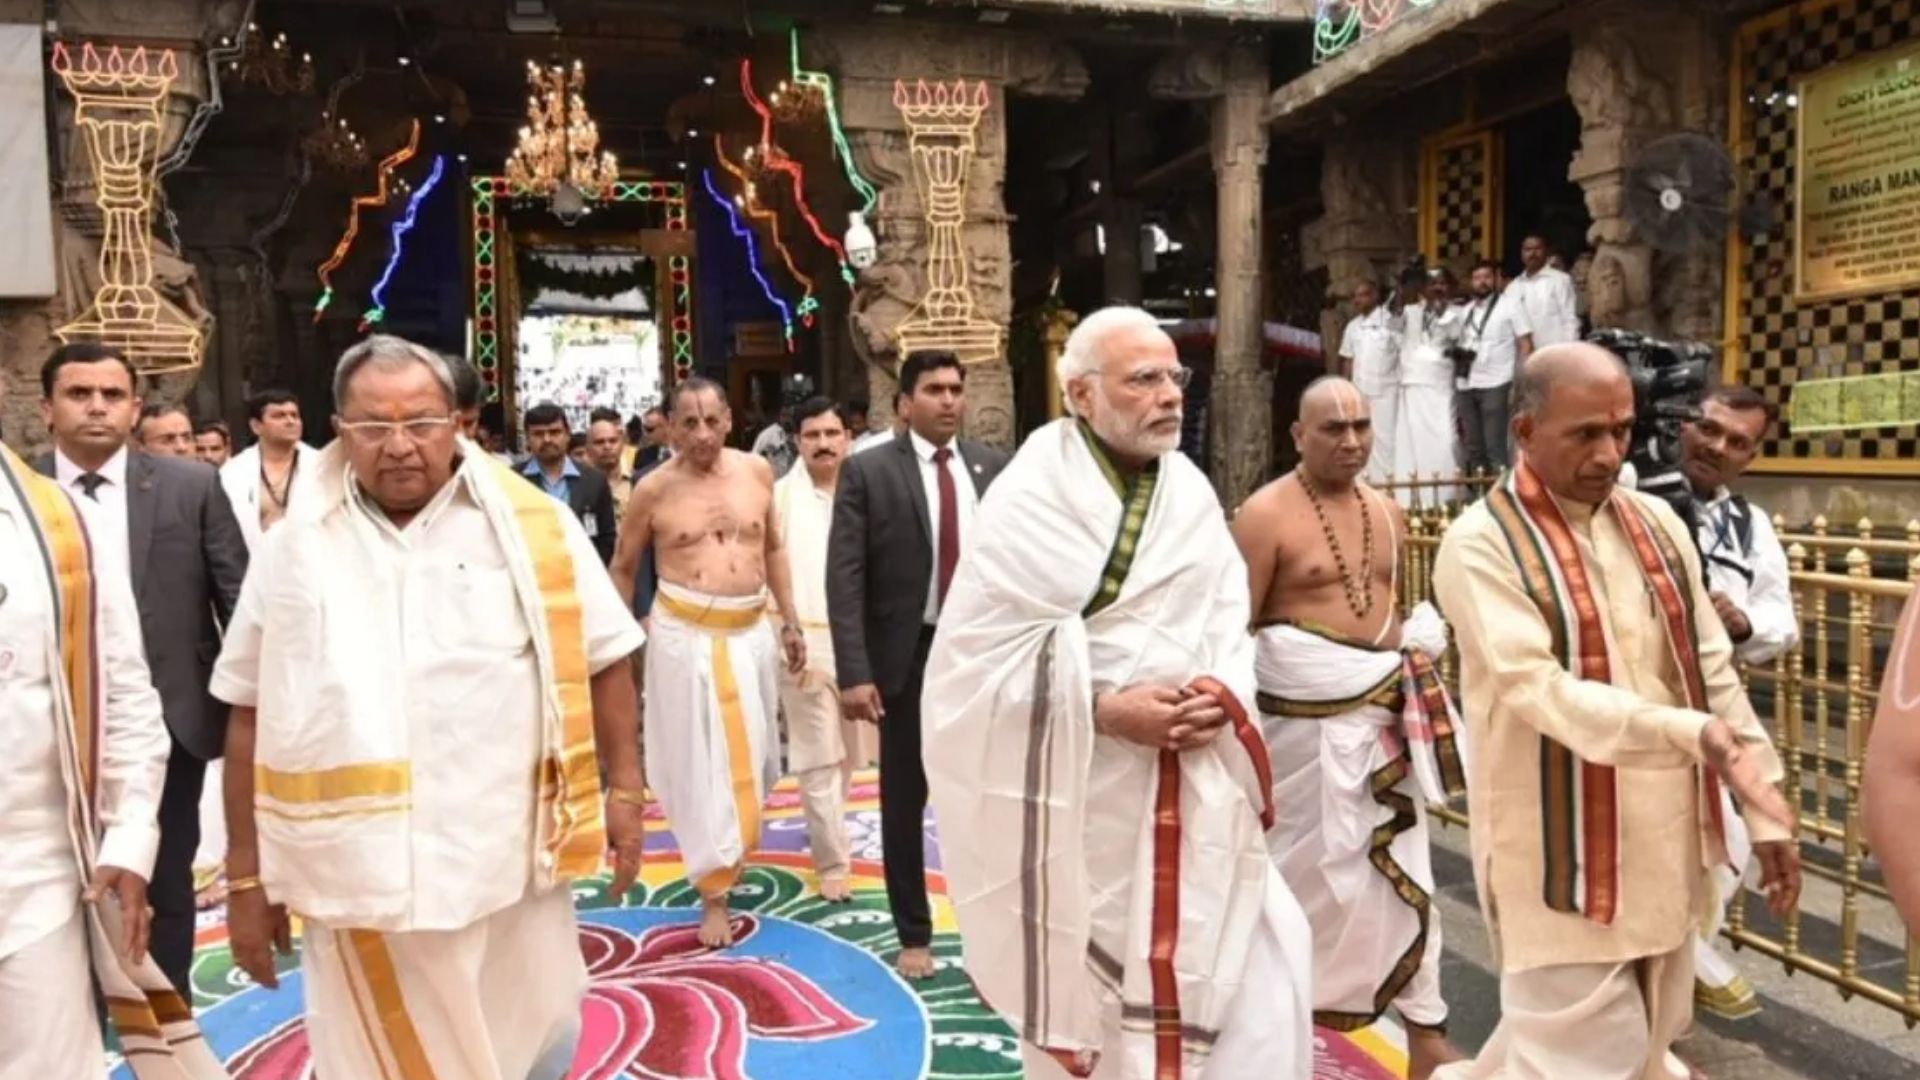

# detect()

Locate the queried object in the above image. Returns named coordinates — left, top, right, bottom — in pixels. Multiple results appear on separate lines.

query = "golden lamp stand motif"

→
left=51, top=42, right=204, bottom=375
left=891, top=78, right=1001, bottom=365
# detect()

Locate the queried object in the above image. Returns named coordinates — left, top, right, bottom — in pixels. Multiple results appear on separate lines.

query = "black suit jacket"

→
left=37, top=451, right=249, bottom=761
left=827, top=434, right=1010, bottom=699
left=520, top=463, right=617, bottom=564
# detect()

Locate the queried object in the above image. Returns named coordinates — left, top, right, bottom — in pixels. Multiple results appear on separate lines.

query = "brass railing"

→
left=1376, top=474, right=1920, bottom=1026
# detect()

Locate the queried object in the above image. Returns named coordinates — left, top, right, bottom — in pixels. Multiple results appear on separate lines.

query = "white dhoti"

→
left=645, top=581, right=780, bottom=897
left=1361, top=381, right=1399, bottom=488
left=1255, top=605, right=1465, bottom=1033
left=193, top=759, right=227, bottom=893
left=302, top=887, right=586, bottom=1080
left=0, top=904, right=102, bottom=1080
left=778, top=662, right=876, bottom=884
left=1691, top=784, right=1757, bottom=1020
left=1392, top=350, right=1460, bottom=506
left=1436, top=945, right=1695, bottom=1080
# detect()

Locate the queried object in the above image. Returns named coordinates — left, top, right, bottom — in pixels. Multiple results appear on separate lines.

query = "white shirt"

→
left=220, top=442, right=317, bottom=553
left=1514, top=265, right=1580, bottom=347
left=853, top=428, right=896, bottom=455
left=1460, top=288, right=1533, bottom=389
left=1398, top=301, right=1466, bottom=389
left=212, top=459, right=645, bottom=930
left=1697, top=488, right=1800, bottom=667
left=910, top=429, right=978, bottom=624
left=54, top=446, right=131, bottom=582
left=1338, top=306, right=1400, bottom=396
left=0, top=472, right=167, bottom=959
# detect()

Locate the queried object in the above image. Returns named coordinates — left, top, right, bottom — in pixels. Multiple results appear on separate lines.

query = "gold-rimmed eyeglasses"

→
left=1119, top=365, right=1193, bottom=393
left=336, top=416, right=455, bottom=446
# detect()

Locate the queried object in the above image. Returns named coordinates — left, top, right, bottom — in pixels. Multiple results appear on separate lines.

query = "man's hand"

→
left=228, top=887, right=292, bottom=989
left=606, top=793, right=647, bottom=898
left=1095, top=685, right=1229, bottom=752
left=1754, top=839, right=1802, bottom=918
left=1701, top=718, right=1795, bottom=831
left=86, top=865, right=150, bottom=963
left=842, top=683, right=885, bottom=725
left=780, top=625, right=807, bottom=675
left=1710, top=591, right=1754, bottom=643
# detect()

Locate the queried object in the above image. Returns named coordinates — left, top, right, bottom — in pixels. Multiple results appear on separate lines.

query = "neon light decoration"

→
left=740, top=59, right=855, bottom=286
left=714, top=135, right=818, bottom=325
left=315, top=119, right=421, bottom=319
left=469, top=177, right=694, bottom=400
left=1314, top=0, right=1443, bottom=63
left=702, top=169, right=795, bottom=351
left=50, top=42, right=206, bottom=374
left=789, top=27, right=878, bottom=214
left=891, top=79, right=1001, bottom=365
left=360, top=154, right=446, bottom=330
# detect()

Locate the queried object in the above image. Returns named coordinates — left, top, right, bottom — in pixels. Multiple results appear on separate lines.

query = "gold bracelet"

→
left=608, top=786, right=648, bottom=807
left=227, top=875, right=264, bottom=896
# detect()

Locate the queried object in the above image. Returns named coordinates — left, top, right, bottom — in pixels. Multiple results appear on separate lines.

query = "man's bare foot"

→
left=818, top=875, right=852, bottom=902
left=896, top=946, right=936, bottom=980
left=1407, top=1027, right=1465, bottom=1080
left=698, top=896, right=735, bottom=948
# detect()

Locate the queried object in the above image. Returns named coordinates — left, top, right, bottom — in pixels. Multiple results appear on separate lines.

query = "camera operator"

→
left=1643, top=386, right=1799, bottom=665
left=1451, top=259, right=1534, bottom=474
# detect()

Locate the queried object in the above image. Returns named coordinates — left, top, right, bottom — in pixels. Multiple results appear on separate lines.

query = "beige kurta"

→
left=1431, top=487, right=1787, bottom=974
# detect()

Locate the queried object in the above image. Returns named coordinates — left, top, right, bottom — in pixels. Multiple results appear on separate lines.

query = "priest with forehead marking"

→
left=212, top=335, right=647, bottom=1080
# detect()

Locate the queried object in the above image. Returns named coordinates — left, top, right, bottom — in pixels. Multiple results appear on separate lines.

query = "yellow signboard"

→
left=1790, top=371, right=1920, bottom=433
left=1795, top=39, right=1920, bottom=301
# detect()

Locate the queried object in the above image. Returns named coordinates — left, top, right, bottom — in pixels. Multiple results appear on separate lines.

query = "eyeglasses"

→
left=1119, top=366, right=1193, bottom=393
left=336, top=416, right=454, bottom=446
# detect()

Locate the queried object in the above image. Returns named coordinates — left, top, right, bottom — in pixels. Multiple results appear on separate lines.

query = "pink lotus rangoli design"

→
left=226, top=914, right=873, bottom=1080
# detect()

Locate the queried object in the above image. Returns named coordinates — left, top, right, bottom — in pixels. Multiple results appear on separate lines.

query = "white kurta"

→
left=1394, top=303, right=1464, bottom=506
left=923, top=419, right=1312, bottom=1080
left=218, top=441, right=317, bottom=553
left=211, top=445, right=644, bottom=1080
left=1340, top=307, right=1401, bottom=486
left=644, top=580, right=782, bottom=898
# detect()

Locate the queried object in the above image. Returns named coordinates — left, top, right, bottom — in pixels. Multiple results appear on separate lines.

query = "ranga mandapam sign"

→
left=1796, top=39, right=1920, bottom=301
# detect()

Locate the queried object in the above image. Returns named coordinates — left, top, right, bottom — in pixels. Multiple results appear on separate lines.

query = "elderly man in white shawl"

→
left=213, top=337, right=648, bottom=1080
left=1234, top=376, right=1468, bottom=1079
left=923, top=306, right=1312, bottom=1080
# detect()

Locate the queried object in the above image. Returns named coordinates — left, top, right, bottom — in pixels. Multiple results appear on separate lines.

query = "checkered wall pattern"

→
left=468, top=178, right=694, bottom=403
left=1435, top=140, right=1489, bottom=268
left=1734, top=0, right=1920, bottom=467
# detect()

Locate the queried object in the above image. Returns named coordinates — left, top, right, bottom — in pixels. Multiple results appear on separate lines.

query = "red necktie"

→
left=934, top=446, right=959, bottom=608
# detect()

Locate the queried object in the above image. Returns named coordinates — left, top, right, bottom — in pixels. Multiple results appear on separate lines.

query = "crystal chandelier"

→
left=506, top=58, right=617, bottom=222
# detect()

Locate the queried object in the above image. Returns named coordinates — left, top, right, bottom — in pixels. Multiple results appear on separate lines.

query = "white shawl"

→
left=923, top=419, right=1286, bottom=1079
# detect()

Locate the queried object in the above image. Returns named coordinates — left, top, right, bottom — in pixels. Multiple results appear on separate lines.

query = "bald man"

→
left=1234, top=377, right=1466, bottom=1078
left=1432, top=344, right=1798, bottom=1080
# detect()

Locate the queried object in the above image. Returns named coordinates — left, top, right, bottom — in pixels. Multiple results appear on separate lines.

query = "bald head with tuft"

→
left=1292, top=375, right=1374, bottom=488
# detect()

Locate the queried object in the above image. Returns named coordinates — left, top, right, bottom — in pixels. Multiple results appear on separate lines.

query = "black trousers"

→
left=150, top=739, right=206, bottom=999
left=878, top=627, right=936, bottom=949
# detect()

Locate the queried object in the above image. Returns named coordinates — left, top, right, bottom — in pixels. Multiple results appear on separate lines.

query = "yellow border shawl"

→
left=0, top=445, right=228, bottom=1079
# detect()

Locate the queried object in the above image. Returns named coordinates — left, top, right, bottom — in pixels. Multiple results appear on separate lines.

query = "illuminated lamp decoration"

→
left=221, top=20, right=314, bottom=95
left=469, top=176, right=694, bottom=400
left=714, top=135, right=818, bottom=326
left=740, top=59, right=854, bottom=287
left=702, top=169, right=795, bottom=351
left=1314, top=0, right=1442, bottom=63
left=789, top=27, right=878, bottom=215
left=49, top=42, right=205, bottom=374
left=361, top=154, right=447, bottom=331
left=304, top=113, right=369, bottom=173
left=891, top=78, right=1000, bottom=366
left=314, top=119, right=421, bottom=320
left=507, top=58, right=617, bottom=225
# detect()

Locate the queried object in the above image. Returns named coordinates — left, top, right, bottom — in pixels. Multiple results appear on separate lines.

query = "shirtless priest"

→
left=611, top=376, right=806, bottom=947
left=1234, top=376, right=1468, bottom=1079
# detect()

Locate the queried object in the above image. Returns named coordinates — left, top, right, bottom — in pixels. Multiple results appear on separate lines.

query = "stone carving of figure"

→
left=1570, top=251, right=1595, bottom=321
left=1567, top=28, right=1673, bottom=137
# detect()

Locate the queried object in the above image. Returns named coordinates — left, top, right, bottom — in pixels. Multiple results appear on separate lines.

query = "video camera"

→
left=1584, top=328, right=1713, bottom=474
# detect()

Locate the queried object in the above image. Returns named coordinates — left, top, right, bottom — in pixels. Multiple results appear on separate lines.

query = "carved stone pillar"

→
left=1567, top=10, right=1722, bottom=339
left=1311, top=136, right=1410, bottom=370
left=1209, top=43, right=1270, bottom=510
left=812, top=23, right=1085, bottom=450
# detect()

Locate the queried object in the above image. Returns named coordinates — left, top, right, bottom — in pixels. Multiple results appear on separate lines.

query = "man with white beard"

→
left=924, top=305, right=1313, bottom=1079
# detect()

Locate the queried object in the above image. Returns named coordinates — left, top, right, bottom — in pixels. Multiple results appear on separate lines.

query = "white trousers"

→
left=1435, top=945, right=1694, bottom=1080
left=0, top=903, right=103, bottom=1080
left=303, top=888, right=585, bottom=1080
left=1017, top=898, right=1311, bottom=1080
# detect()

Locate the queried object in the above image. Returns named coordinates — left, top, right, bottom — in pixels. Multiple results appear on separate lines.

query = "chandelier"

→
left=221, top=21, right=315, bottom=96
left=304, top=112, right=370, bottom=172
left=506, top=58, right=617, bottom=220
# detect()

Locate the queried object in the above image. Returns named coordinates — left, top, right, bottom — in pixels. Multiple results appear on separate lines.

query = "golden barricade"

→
left=1375, top=472, right=1920, bottom=1026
